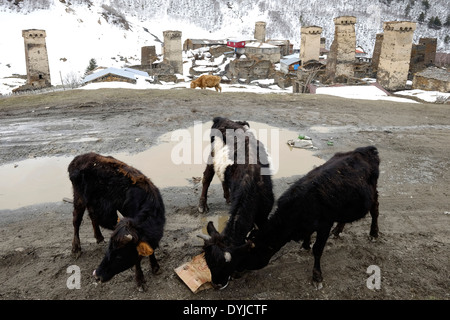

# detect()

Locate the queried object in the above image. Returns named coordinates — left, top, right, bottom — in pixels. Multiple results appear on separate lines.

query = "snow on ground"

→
left=79, top=80, right=291, bottom=94
left=78, top=80, right=447, bottom=104
left=395, top=89, right=450, bottom=103
left=315, top=84, right=419, bottom=103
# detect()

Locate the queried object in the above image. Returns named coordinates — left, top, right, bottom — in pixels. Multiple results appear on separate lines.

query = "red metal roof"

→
left=227, top=40, right=246, bottom=48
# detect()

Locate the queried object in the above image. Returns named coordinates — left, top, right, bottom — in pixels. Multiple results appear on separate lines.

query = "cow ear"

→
left=137, top=241, right=154, bottom=256
left=206, top=221, right=220, bottom=237
left=224, top=251, right=232, bottom=262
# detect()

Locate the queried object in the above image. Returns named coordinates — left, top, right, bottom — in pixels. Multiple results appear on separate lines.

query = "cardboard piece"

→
left=174, top=253, right=213, bottom=293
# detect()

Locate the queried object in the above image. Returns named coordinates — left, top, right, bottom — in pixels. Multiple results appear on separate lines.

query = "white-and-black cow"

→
left=198, top=117, right=274, bottom=289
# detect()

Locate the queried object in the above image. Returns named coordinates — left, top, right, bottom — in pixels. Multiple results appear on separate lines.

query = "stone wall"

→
left=227, top=58, right=275, bottom=83
left=412, top=67, right=450, bottom=92
left=245, top=43, right=280, bottom=64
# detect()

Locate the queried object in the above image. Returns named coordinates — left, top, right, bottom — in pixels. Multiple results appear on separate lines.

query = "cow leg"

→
left=87, top=206, right=105, bottom=244
left=71, top=192, right=86, bottom=257
left=198, top=163, right=215, bottom=213
left=91, top=218, right=105, bottom=244
left=312, top=222, right=333, bottom=289
left=221, top=180, right=231, bottom=204
left=149, top=253, right=161, bottom=275
left=369, top=191, right=380, bottom=240
left=302, top=232, right=312, bottom=250
left=134, top=257, right=146, bottom=292
left=331, top=222, right=345, bottom=238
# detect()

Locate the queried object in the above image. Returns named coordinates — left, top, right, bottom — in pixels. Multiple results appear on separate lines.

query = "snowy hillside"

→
left=0, top=0, right=449, bottom=94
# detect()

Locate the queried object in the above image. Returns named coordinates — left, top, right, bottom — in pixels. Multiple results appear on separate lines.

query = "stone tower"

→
left=22, top=29, right=51, bottom=88
left=254, top=21, right=266, bottom=43
left=377, top=21, right=416, bottom=91
left=141, top=46, right=157, bottom=66
left=163, top=30, right=183, bottom=74
left=300, top=26, right=323, bottom=65
left=371, top=33, right=384, bottom=75
left=420, top=38, right=437, bottom=66
left=325, top=16, right=356, bottom=81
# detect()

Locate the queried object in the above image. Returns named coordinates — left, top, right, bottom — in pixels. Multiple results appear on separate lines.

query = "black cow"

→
left=198, top=117, right=274, bottom=289
left=68, top=152, right=165, bottom=291
left=242, top=146, right=380, bottom=289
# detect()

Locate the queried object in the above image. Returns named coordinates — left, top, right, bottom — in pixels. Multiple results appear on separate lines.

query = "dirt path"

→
left=0, top=88, right=449, bottom=301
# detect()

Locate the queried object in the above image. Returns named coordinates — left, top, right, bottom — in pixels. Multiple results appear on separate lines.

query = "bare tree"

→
left=63, top=72, right=82, bottom=89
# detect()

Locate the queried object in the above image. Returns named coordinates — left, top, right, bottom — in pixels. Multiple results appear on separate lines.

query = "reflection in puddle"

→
left=0, top=121, right=324, bottom=210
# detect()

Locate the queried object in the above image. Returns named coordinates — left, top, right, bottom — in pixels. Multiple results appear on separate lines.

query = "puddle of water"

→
left=201, top=214, right=229, bottom=235
left=0, top=121, right=324, bottom=210
left=0, top=156, right=73, bottom=210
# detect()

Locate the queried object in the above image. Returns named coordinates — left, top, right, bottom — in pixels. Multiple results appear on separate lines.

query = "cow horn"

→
left=117, top=211, right=125, bottom=221
left=124, top=234, right=133, bottom=242
left=197, top=234, right=211, bottom=241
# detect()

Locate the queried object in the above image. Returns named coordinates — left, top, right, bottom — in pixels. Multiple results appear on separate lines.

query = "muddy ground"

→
left=0, top=88, right=449, bottom=301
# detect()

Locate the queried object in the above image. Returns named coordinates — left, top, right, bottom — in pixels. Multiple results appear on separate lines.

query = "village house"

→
left=83, top=67, right=149, bottom=85
left=412, top=67, right=450, bottom=92
left=244, top=42, right=281, bottom=64
left=280, top=54, right=301, bottom=74
left=410, top=38, right=437, bottom=75
left=267, top=39, right=292, bottom=56
left=355, top=46, right=370, bottom=63
left=226, top=38, right=251, bottom=56
left=183, top=39, right=227, bottom=51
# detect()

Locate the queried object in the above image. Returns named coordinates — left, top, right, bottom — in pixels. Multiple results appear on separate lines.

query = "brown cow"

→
left=190, top=74, right=222, bottom=92
left=68, top=152, right=165, bottom=291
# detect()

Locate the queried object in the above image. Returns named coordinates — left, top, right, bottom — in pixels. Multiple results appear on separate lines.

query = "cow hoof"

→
left=301, top=241, right=311, bottom=251
left=314, top=281, right=323, bottom=290
left=72, top=250, right=82, bottom=259
left=138, top=285, right=146, bottom=292
left=151, top=266, right=162, bottom=275
left=369, top=235, right=378, bottom=242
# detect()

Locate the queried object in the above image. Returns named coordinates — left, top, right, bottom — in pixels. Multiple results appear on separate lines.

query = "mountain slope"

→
left=0, top=0, right=448, bottom=91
